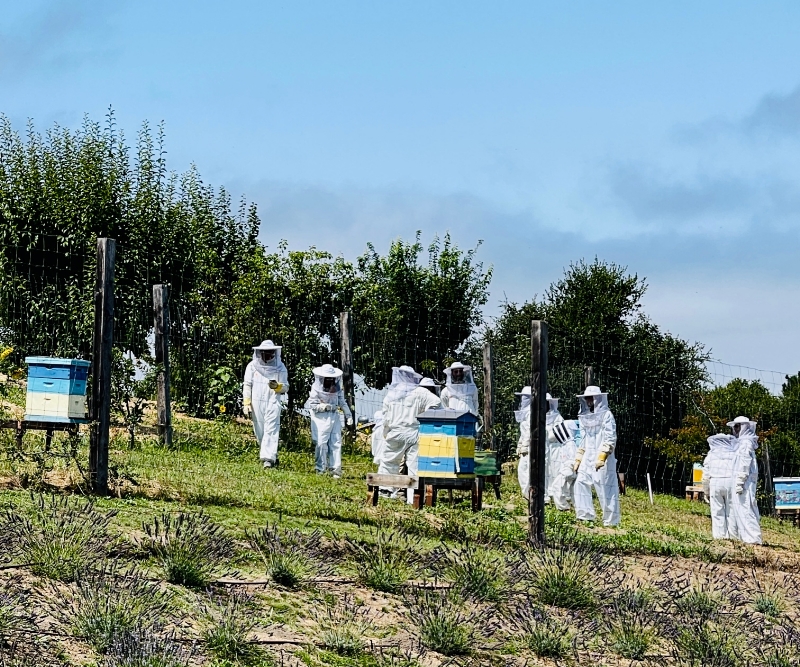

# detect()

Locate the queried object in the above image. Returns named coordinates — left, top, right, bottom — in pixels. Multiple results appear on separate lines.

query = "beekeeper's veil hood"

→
left=420, top=377, right=440, bottom=395
left=545, top=392, right=562, bottom=426
left=576, top=385, right=609, bottom=428
left=385, top=365, right=422, bottom=402
left=311, top=364, right=342, bottom=404
left=252, top=340, right=285, bottom=379
left=728, top=416, right=758, bottom=444
left=444, top=361, right=477, bottom=397
left=514, top=386, right=531, bottom=423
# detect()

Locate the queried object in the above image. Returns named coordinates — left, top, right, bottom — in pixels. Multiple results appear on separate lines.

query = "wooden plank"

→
left=417, top=476, right=476, bottom=489
left=482, top=342, right=494, bottom=450
left=529, top=320, right=548, bottom=545
left=153, top=284, right=172, bottom=447
left=339, top=311, right=356, bottom=438
left=584, top=365, right=594, bottom=388
left=89, top=238, right=115, bottom=494
left=366, top=473, right=417, bottom=488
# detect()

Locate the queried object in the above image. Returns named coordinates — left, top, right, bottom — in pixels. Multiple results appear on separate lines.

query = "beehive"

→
left=24, top=357, right=90, bottom=423
left=692, top=463, right=704, bottom=484
left=417, top=409, right=478, bottom=478
left=774, top=477, right=800, bottom=510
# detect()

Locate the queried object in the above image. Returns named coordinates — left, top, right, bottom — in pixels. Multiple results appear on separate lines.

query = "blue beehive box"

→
left=774, top=477, right=800, bottom=510
left=24, top=357, right=91, bottom=423
left=417, top=409, right=478, bottom=478
left=418, top=409, right=478, bottom=437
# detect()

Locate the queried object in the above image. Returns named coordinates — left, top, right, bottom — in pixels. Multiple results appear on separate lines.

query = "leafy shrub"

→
left=201, top=591, right=259, bottom=664
left=101, top=632, right=193, bottom=667
left=672, top=624, right=741, bottom=667
left=754, top=592, right=784, bottom=618
left=506, top=601, right=574, bottom=660
left=141, top=511, right=233, bottom=587
left=345, top=529, right=417, bottom=594
left=247, top=523, right=323, bottom=588
left=406, top=589, right=476, bottom=656
left=429, top=542, right=508, bottom=603
left=2, top=494, right=117, bottom=582
left=51, top=566, right=172, bottom=654
left=604, top=587, right=658, bottom=660
left=316, top=596, right=374, bottom=657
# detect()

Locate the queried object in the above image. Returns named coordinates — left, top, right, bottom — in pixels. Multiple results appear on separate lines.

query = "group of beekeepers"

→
left=516, top=385, right=621, bottom=527
left=241, top=340, right=762, bottom=542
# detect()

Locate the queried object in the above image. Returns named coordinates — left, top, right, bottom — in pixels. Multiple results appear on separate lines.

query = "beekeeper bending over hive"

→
left=440, top=361, right=479, bottom=415
left=304, top=364, right=353, bottom=479
left=380, top=365, right=442, bottom=503
left=243, top=340, right=289, bottom=468
left=573, top=386, right=620, bottom=526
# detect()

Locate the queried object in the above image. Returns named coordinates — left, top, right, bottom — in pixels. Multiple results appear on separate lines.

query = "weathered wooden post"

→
left=584, top=365, right=594, bottom=389
left=89, top=238, right=115, bottom=494
left=529, top=320, right=548, bottom=544
left=340, top=311, right=356, bottom=437
left=762, top=440, right=775, bottom=517
left=153, top=284, right=172, bottom=447
left=482, top=342, right=494, bottom=450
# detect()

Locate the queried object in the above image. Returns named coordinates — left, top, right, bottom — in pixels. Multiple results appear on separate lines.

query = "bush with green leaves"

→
left=247, top=522, right=323, bottom=588
left=101, top=632, right=193, bottom=667
left=603, top=588, right=658, bottom=661
left=405, top=589, right=477, bottom=657
left=428, top=542, right=509, bottom=603
left=2, top=494, right=117, bottom=582
left=316, top=596, right=374, bottom=657
left=141, top=511, right=233, bottom=587
left=50, top=565, right=172, bottom=655
left=201, top=591, right=260, bottom=664
left=345, top=528, right=417, bottom=594
left=507, top=603, right=574, bottom=660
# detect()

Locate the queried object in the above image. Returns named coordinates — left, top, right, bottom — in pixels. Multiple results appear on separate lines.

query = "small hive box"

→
left=24, top=357, right=90, bottom=423
left=417, top=409, right=477, bottom=478
left=774, top=477, right=800, bottom=510
left=692, top=463, right=704, bottom=484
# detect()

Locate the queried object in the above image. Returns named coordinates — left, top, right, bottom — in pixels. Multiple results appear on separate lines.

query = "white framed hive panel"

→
left=25, top=393, right=87, bottom=418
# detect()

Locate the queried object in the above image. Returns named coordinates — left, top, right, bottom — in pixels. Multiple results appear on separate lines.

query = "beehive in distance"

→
left=24, top=357, right=90, bottom=423
left=417, top=409, right=478, bottom=478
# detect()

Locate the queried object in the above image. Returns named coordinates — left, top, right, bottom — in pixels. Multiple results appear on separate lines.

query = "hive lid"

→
left=25, top=357, right=91, bottom=367
left=418, top=409, right=478, bottom=423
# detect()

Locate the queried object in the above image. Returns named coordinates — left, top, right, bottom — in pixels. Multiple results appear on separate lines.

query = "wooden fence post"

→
left=153, top=284, right=172, bottom=447
left=529, top=320, right=548, bottom=544
left=584, top=365, right=594, bottom=389
left=340, top=311, right=356, bottom=437
left=482, top=342, right=494, bottom=450
left=89, top=238, right=115, bottom=494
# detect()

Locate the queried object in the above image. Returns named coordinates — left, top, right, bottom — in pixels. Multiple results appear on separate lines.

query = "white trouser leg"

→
left=574, top=460, right=597, bottom=522
left=709, top=477, right=731, bottom=539
left=257, top=406, right=281, bottom=463
left=405, top=443, right=419, bottom=504
left=732, top=478, right=762, bottom=544
left=329, top=418, right=343, bottom=476
left=378, top=436, right=410, bottom=492
left=517, top=455, right=530, bottom=500
left=594, top=456, right=621, bottom=526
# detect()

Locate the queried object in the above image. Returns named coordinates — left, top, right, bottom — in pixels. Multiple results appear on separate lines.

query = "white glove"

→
left=736, top=480, right=745, bottom=495
left=243, top=400, right=252, bottom=418
left=346, top=417, right=354, bottom=427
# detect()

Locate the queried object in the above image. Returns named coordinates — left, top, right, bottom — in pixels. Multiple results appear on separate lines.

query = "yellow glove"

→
left=243, top=398, right=252, bottom=417
left=268, top=380, right=284, bottom=393
left=573, top=448, right=585, bottom=473
left=595, top=451, right=609, bottom=470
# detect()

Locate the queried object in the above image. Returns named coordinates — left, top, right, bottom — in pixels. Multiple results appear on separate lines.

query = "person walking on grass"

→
left=243, top=340, right=288, bottom=469
left=304, top=364, right=353, bottom=479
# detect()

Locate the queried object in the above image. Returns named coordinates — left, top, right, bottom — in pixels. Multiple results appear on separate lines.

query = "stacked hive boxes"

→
left=24, top=357, right=90, bottom=423
left=417, top=409, right=478, bottom=478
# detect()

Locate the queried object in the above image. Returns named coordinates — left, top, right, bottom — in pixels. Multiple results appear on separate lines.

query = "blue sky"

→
left=3, top=0, right=800, bottom=374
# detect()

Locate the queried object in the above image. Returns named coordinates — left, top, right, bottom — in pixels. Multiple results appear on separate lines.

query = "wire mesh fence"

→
left=2, top=238, right=800, bottom=508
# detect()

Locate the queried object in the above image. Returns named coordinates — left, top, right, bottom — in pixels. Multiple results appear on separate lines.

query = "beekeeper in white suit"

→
left=515, top=386, right=532, bottom=499
left=304, top=364, right=353, bottom=478
left=573, top=386, right=620, bottom=526
left=380, top=365, right=442, bottom=502
left=371, top=410, right=387, bottom=465
left=544, top=394, right=565, bottom=505
left=702, top=432, right=739, bottom=540
left=440, top=362, right=479, bottom=415
left=550, top=419, right=580, bottom=511
left=243, top=340, right=289, bottom=468
left=729, top=416, right=762, bottom=544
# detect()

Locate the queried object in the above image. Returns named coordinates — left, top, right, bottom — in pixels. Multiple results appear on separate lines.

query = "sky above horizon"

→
left=3, top=1, right=800, bottom=375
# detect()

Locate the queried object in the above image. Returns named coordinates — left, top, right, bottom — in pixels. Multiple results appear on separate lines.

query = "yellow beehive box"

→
left=692, top=463, right=704, bottom=484
left=418, top=434, right=475, bottom=459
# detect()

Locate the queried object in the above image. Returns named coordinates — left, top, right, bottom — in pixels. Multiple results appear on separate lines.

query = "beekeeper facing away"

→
left=243, top=340, right=289, bottom=468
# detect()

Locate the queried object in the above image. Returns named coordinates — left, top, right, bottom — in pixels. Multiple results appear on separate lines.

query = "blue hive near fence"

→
left=417, top=409, right=478, bottom=478
left=24, top=357, right=90, bottom=423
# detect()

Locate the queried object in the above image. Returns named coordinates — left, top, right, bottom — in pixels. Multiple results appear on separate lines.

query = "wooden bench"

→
left=776, top=508, right=800, bottom=526
left=0, top=419, right=82, bottom=451
left=685, top=484, right=705, bottom=502
left=366, top=473, right=421, bottom=507
left=418, top=476, right=483, bottom=512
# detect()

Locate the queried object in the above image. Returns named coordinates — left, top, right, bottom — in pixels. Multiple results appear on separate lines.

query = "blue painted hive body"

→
left=24, top=357, right=90, bottom=423
left=417, top=409, right=478, bottom=478
left=774, top=477, right=800, bottom=510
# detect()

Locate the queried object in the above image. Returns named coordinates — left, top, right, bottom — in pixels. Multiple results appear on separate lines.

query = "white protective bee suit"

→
left=729, top=416, right=762, bottom=545
left=573, top=386, right=621, bottom=526
left=371, top=410, right=387, bottom=465
left=380, top=366, right=442, bottom=503
left=243, top=340, right=289, bottom=467
left=544, top=394, right=565, bottom=505
left=550, top=419, right=580, bottom=511
left=702, top=433, right=739, bottom=540
left=515, top=386, right=532, bottom=499
left=440, top=362, right=479, bottom=415
left=304, top=364, right=353, bottom=478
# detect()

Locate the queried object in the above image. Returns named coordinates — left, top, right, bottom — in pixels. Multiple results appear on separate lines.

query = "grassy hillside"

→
left=0, top=407, right=799, bottom=666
